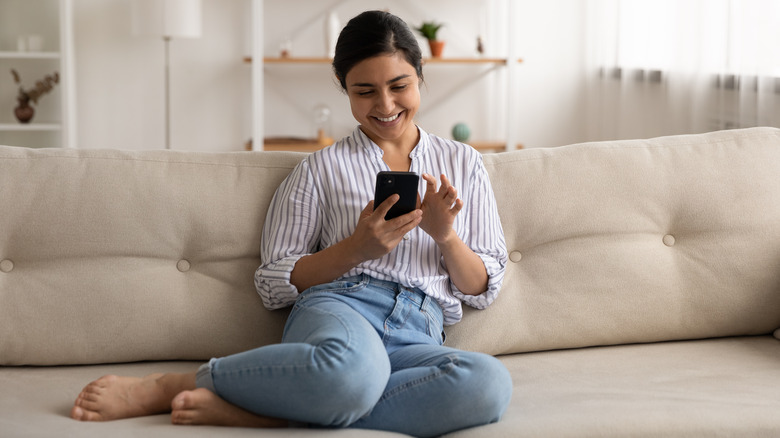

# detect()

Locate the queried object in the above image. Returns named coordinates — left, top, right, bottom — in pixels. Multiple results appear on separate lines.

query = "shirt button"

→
left=403, top=234, right=410, bottom=241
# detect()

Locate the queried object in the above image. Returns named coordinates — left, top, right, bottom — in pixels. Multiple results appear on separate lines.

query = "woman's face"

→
left=344, top=53, right=421, bottom=148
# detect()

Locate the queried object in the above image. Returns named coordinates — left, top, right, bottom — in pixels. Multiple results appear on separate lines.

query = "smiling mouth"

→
left=375, top=113, right=401, bottom=123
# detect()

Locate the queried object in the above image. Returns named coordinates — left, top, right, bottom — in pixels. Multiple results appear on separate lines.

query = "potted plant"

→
left=415, top=21, right=445, bottom=58
left=10, top=69, right=59, bottom=124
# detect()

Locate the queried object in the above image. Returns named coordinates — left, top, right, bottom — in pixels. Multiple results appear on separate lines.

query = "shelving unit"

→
left=252, top=57, right=516, bottom=65
left=250, top=0, right=521, bottom=152
left=0, top=0, right=75, bottom=149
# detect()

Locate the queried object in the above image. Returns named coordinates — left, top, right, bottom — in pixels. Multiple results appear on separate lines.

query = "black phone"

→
left=374, top=171, right=420, bottom=220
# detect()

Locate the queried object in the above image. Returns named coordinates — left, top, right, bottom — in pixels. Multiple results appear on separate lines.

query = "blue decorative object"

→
left=452, top=122, right=470, bottom=142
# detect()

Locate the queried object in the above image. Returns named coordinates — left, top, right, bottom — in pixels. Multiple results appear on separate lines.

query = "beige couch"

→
left=2, top=127, right=779, bottom=437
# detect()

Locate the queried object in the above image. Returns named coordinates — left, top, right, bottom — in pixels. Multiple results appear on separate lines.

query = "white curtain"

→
left=586, top=0, right=780, bottom=141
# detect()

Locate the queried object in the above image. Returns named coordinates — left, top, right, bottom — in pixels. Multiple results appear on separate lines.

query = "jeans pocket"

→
left=421, top=296, right=445, bottom=345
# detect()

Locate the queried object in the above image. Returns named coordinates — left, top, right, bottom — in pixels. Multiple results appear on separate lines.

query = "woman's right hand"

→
left=290, top=195, right=422, bottom=293
left=347, top=195, right=422, bottom=262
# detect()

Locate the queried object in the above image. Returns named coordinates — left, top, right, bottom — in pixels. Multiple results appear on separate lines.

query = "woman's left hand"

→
left=419, top=173, right=463, bottom=244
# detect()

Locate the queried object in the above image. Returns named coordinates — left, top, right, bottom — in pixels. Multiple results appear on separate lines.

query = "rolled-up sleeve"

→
left=450, top=154, right=507, bottom=309
left=254, top=160, right=321, bottom=310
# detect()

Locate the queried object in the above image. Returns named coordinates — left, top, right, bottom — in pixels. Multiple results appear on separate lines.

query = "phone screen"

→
left=374, top=171, right=419, bottom=220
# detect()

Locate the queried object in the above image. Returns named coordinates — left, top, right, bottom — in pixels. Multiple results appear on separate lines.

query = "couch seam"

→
left=0, top=154, right=302, bottom=170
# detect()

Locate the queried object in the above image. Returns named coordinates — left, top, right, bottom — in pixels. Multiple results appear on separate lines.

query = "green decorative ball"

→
left=452, top=123, right=470, bottom=142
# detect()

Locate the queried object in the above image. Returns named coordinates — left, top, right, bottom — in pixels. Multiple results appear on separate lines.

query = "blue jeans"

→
left=196, top=275, right=512, bottom=437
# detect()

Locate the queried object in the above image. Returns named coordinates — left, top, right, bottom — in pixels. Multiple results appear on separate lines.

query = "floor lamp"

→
left=131, top=0, right=202, bottom=149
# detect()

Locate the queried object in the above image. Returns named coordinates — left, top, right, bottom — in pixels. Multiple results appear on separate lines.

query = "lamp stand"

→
left=164, top=35, right=171, bottom=150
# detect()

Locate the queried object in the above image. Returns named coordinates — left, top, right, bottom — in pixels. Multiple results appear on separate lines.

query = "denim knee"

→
left=456, top=353, right=513, bottom=425
left=310, top=336, right=392, bottom=427
left=476, top=355, right=513, bottom=422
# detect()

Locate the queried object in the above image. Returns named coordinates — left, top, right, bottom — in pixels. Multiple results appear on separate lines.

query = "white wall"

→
left=511, top=0, right=588, bottom=148
left=73, top=0, right=250, bottom=151
left=73, top=0, right=586, bottom=151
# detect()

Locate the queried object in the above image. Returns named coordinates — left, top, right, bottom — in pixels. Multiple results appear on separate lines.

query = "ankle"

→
left=145, top=372, right=197, bottom=412
left=160, top=372, right=197, bottom=395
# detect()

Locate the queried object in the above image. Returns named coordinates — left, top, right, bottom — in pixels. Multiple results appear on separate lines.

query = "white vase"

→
left=325, top=11, right=340, bottom=58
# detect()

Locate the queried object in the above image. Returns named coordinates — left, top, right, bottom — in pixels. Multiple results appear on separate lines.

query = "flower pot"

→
left=14, top=98, right=35, bottom=124
left=428, top=40, right=445, bottom=58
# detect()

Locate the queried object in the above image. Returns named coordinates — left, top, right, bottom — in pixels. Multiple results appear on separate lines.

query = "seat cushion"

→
left=2, top=337, right=778, bottom=437
left=0, top=361, right=407, bottom=438
left=451, top=336, right=780, bottom=437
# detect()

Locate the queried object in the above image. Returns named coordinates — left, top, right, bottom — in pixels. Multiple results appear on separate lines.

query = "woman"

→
left=71, top=10, right=511, bottom=437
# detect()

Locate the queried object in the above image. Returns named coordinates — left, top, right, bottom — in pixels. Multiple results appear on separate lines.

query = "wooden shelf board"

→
left=248, top=57, right=522, bottom=65
left=0, top=123, right=62, bottom=131
left=262, top=139, right=522, bottom=153
left=0, top=51, right=60, bottom=59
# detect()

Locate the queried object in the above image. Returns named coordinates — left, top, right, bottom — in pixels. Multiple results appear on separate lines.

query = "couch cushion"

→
left=448, top=336, right=780, bottom=437
left=0, top=361, right=407, bottom=437
left=0, top=147, right=306, bottom=365
left=447, top=127, right=780, bottom=355
left=2, top=127, right=779, bottom=365
left=1, top=337, right=778, bottom=437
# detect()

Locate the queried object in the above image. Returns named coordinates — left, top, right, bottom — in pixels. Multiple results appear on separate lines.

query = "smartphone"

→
left=374, top=171, right=420, bottom=220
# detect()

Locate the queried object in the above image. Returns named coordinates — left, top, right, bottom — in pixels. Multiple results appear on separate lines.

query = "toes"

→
left=171, top=409, right=195, bottom=425
left=171, top=409, right=192, bottom=425
left=171, top=391, right=191, bottom=411
left=70, top=406, right=84, bottom=420
left=171, top=391, right=198, bottom=425
left=70, top=405, right=104, bottom=422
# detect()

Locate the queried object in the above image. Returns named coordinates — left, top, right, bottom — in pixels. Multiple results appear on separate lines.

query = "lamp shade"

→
left=132, top=0, right=202, bottom=39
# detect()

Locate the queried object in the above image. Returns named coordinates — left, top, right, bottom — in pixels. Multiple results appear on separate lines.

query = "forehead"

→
left=345, top=53, right=418, bottom=85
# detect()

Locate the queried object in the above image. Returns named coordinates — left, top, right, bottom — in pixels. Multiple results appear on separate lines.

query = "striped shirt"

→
left=254, top=126, right=507, bottom=325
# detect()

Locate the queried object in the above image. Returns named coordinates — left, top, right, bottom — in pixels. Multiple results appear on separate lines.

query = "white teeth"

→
left=377, top=113, right=400, bottom=122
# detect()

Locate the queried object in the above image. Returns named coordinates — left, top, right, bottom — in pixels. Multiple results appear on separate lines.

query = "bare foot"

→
left=171, top=388, right=288, bottom=428
left=71, top=372, right=196, bottom=421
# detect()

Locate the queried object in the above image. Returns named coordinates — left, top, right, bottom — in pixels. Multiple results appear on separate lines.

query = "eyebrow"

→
left=350, top=74, right=412, bottom=88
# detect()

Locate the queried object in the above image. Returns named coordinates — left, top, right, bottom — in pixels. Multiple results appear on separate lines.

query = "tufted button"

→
left=0, top=259, right=13, bottom=273
left=509, top=251, right=522, bottom=263
left=663, top=234, right=676, bottom=247
left=177, top=259, right=191, bottom=272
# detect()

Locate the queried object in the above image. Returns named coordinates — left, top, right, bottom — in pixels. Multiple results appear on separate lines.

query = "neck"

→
left=361, top=125, right=420, bottom=171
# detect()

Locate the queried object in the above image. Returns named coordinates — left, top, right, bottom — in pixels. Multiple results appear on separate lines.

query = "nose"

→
left=375, top=90, right=394, bottom=114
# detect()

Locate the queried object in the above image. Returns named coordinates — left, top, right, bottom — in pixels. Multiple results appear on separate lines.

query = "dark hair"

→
left=332, top=10, right=423, bottom=90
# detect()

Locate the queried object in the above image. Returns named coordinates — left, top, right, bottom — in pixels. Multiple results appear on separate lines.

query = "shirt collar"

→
left=351, top=125, right=430, bottom=159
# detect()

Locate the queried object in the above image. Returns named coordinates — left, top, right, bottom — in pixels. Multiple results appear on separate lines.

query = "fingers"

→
left=451, top=198, right=464, bottom=215
left=373, top=194, right=399, bottom=217
left=423, top=172, right=437, bottom=189
left=390, top=208, right=423, bottom=230
left=422, top=173, right=459, bottom=208
left=438, top=173, right=452, bottom=192
left=370, top=194, right=421, bottom=233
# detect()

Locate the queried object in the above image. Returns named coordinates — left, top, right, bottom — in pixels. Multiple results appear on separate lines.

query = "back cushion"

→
left=0, top=147, right=305, bottom=365
left=2, top=127, right=779, bottom=365
left=446, top=127, right=780, bottom=355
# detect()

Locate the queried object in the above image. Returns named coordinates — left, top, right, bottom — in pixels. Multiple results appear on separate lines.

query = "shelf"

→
left=0, top=0, right=73, bottom=148
left=247, top=57, right=522, bottom=65
left=250, top=0, right=522, bottom=153
left=424, top=57, right=523, bottom=65
left=0, top=123, right=62, bottom=131
left=263, top=139, right=521, bottom=153
left=0, top=51, right=61, bottom=60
